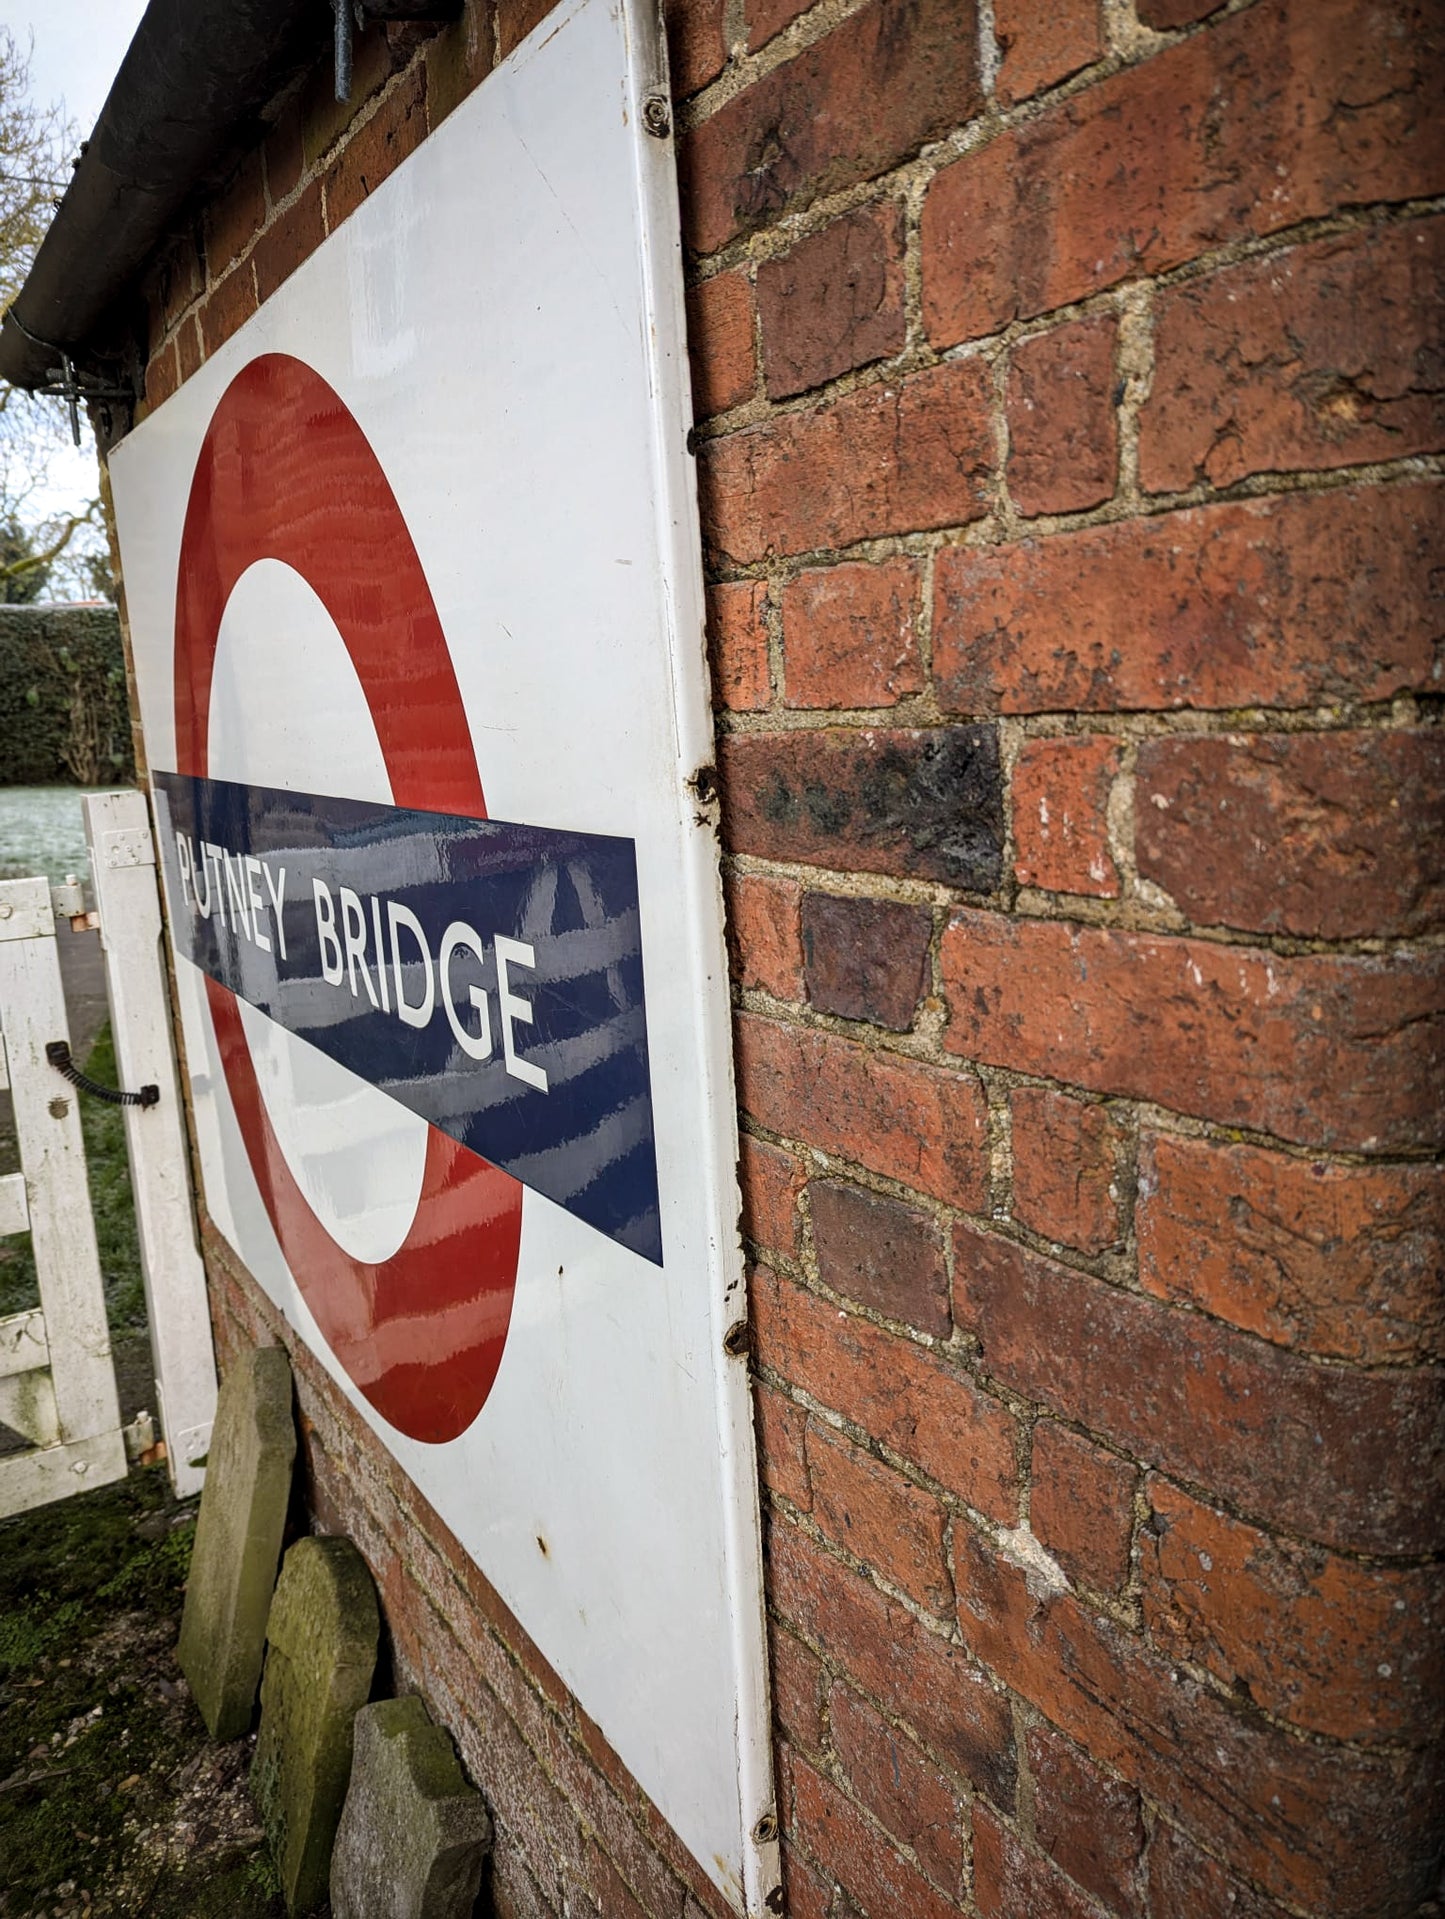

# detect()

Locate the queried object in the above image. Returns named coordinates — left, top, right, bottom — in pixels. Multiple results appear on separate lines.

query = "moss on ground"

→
left=0, top=1469, right=284, bottom=1918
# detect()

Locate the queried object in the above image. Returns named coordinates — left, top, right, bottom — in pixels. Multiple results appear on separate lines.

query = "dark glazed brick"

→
left=681, top=0, right=981, bottom=253
left=758, top=202, right=906, bottom=399
left=802, top=893, right=932, bottom=1030
left=719, top=726, right=1003, bottom=888
left=810, top=1180, right=950, bottom=1337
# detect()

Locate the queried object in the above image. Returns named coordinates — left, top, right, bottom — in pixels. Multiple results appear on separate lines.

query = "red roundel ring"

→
left=173, top=351, right=524, bottom=1445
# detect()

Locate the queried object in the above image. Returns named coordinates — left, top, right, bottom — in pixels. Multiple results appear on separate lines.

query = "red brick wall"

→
left=120, top=2, right=1443, bottom=1916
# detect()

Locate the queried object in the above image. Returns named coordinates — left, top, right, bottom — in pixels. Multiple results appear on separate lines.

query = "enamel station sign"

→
left=106, top=2, right=777, bottom=1909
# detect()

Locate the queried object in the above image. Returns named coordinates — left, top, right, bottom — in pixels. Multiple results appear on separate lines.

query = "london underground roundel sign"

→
left=106, top=0, right=777, bottom=1910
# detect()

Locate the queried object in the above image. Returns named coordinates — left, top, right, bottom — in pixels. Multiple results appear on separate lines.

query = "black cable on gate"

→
left=45, top=1040, right=159, bottom=1109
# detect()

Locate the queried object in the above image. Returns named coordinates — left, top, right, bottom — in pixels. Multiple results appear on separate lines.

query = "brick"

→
left=699, top=357, right=993, bottom=563
left=423, top=2, right=493, bottom=129
left=1007, top=315, right=1118, bottom=516
left=1140, top=218, right=1445, bottom=493
left=758, top=203, right=906, bottom=400
left=739, top=1133, right=803, bottom=1259
left=953, top=1223, right=1445, bottom=1555
left=495, top=0, right=557, bottom=57
left=205, top=146, right=265, bottom=278
left=973, top=1803, right=1111, bottom=1919
left=771, top=1621, right=826, bottom=1755
left=706, top=580, right=770, bottom=711
left=144, top=339, right=180, bottom=413
left=809, top=1179, right=950, bottom=1337
left=687, top=272, right=755, bottom=420
left=1137, top=1133, right=1443, bottom=1365
left=1144, top=1820, right=1295, bottom=1919
left=939, top=907, right=1444, bottom=1153
left=782, top=558, right=922, bottom=710
left=806, top=1423, right=952, bottom=1615
left=1030, top=1420, right=1136, bottom=1594
left=745, top=0, right=808, bottom=50
left=791, top=1756, right=963, bottom=1919
left=682, top=0, right=980, bottom=253
left=801, top=893, right=932, bottom=1032
left=176, top=313, right=202, bottom=385
left=299, top=25, right=403, bottom=172
left=779, top=1846, right=830, bottom=1919
left=324, top=67, right=428, bottom=232
left=1011, top=1087, right=1124, bottom=1255
left=994, top=0, right=1102, bottom=104
left=771, top=1521, right=1018, bottom=1804
left=724, top=871, right=803, bottom=999
left=720, top=726, right=1003, bottom=889
left=828, top=1684, right=965, bottom=1893
left=933, top=481, right=1445, bottom=716
left=1026, top=1723, right=1144, bottom=1918
left=1139, top=1477, right=1444, bottom=1745
left=663, top=0, right=727, bottom=97
left=264, top=103, right=306, bottom=204
left=953, top=1529, right=1440, bottom=1918
left=921, top=0, right=1445, bottom=348
left=735, top=1013, right=990, bottom=1211
left=1135, top=729, right=1445, bottom=940
left=755, top=1379, right=812, bottom=1509
left=252, top=180, right=325, bottom=307
left=752, top=1264, right=1019, bottom=1521
left=1138, top=0, right=1226, bottom=24
left=198, top=262, right=258, bottom=356
left=1011, top=736, right=1120, bottom=898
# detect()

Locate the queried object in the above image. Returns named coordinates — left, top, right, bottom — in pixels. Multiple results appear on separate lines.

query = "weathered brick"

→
left=144, top=337, right=180, bottom=413
left=706, top=580, right=770, bottom=711
left=779, top=1845, right=830, bottom=1919
left=252, top=180, right=325, bottom=306
left=769, top=1521, right=1018, bottom=1806
left=205, top=146, right=265, bottom=278
left=806, top=1422, right=952, bottom=1615
left=1137, top=1133, right=1443, bottom=1365
left=687, top=271, right=756, bottom=420
left=771, top=1621, right=826, bottom=1756
left=1140, top=217, right=1445, bottom=493
left=724, top=871, right=803, bottom=999
left=1138, top=0, right=1226, bottom=24
left=809, top=1179, right=950, bottom=1338
left=755, top=1379, right=811, bottom=1510
left=735, top=1012, right=990, bottom=1211
left=973, top=1802, right=1112, bottom=1919
left=1144, top=1819, right=1294, bottom=1919
left=1027, top=1723, right=1145, bottom=1918
left=299, top=24, right=404, bottom=172
left=752, top=1264, right=1019, bottom=1521
left=994, top=0, right=1102, bottom=104
left=1030, top=1419, right=1136, bottom=1594
left=933, top=481, right=1445, bottom=715
left=1135, top=729, right=1445, bottom=940
left=422, top=2, right=493, bottom=129
left=781, top=558, right=922, bottom=710
left=720, top=726, right=1003, bottom=890
left=1011, top=735, right=1121, bottom=898
left=922, top=0, right=1445, bottom=347
left=699, top=358, right=993, bottom=564
left=176, top=313, right=202, bottom=385
left=198, top=261, right=258, bottom=356
left=758, top=202, right=906, bottom=400
left=496, top=0, right=557, bottom=57
left=1011, top=1086, right=1125, bottom=1255
left=1139, top=1477, right=1443, bottom=1745
left=1007, top=315, right=1118, bottom=516
left=828, top=1684, right=966, bottom=1894
left=739, top=1132, right=803, bottom=1260
left=744, top=0, right=808, bottom=50
left=801, top=892, right=932, bottom=1032
left=324, top=66, right=428, bottom=232
left=264, top=103, right=306, bottom=205
left=953, top=1223, right=1445, bottom=1555
left=791, top=1756, right=963, bottom=1919
left=940, top=907, right=1444, bottom=1153
left=663, top=0, right=727, bottom=97
left=682, top=0, right=980, bottom=253
left=953, top=1529, right=1441, bottom=1917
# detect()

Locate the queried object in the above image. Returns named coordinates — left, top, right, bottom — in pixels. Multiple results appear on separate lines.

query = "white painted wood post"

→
left=0, top=877, right=128, bottom=1516
left=83, top=790, right=217, bottom=1498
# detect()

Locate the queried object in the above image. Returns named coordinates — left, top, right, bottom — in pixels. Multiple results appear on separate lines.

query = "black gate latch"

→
left=46, top=1040, right=159, bottom=1109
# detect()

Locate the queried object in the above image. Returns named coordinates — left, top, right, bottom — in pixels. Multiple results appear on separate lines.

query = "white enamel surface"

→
left=107, top=1, right=776, bottom=1909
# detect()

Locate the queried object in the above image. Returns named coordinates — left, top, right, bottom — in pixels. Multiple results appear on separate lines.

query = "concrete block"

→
left=176, top=1344, right=296, bottom=1740
left=252, top=1534, right=380, bottom=1914
left=331, top=1695, right=493, bottom=1919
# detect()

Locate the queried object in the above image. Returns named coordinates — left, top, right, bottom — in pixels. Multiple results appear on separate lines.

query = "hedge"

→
left=0, top=604, right=134, bottom=786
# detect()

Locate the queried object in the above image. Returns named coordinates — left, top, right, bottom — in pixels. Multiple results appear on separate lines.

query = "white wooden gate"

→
left=0, top=789, right=217, bottom=1517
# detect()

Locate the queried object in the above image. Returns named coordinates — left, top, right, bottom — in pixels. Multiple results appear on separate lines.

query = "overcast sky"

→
left=3, top=0, right=149, bottom=522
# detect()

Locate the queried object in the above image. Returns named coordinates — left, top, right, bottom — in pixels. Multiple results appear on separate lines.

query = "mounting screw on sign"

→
left=722, top=1318, right=751, bottom=1357
left=641, top=93, right=671, bottom=138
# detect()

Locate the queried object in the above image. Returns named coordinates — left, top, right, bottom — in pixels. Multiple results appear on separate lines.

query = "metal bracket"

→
left=45, top=1039, right=159, bottom=1110
left=38, top=351, right=134, bottom=447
